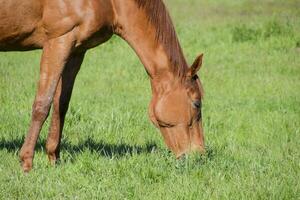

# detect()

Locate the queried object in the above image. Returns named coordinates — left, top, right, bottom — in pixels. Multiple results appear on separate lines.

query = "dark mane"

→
left=134, top=0, right=188, bottom=76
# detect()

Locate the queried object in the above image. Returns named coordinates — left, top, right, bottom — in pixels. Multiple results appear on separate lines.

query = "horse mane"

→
left=134, top=0, right=188, bottom=77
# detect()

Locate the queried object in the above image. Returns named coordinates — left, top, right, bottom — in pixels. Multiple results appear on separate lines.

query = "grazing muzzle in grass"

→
left=149, top=54, right=205, bottom=157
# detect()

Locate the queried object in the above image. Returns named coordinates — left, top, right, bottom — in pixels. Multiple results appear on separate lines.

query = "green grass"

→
left=1, top=0, right=300, bottom=199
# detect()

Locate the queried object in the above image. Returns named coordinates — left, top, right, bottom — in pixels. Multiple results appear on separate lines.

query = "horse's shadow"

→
left=0, top=137, right=159, bottom=159
left=0, top=137, right=215, bottom=165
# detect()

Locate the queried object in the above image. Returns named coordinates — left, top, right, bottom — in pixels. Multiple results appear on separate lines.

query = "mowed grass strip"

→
left=0, top=0, right=299, bottom=199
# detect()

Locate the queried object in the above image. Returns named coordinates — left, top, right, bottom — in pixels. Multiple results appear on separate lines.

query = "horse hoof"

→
left=47, top=153, right=58, bottom=166
left=21, top=160, right=33, bottom=173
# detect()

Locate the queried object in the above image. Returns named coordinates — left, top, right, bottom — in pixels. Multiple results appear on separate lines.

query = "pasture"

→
left=0, top=0, right=299, bottom=199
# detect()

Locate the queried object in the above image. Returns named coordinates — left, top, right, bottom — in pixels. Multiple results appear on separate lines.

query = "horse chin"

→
left=174, top=144, right=206, bottom=159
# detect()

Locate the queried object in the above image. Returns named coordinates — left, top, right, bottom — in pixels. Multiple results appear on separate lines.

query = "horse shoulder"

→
left=43, top=0, right=114, bottom=48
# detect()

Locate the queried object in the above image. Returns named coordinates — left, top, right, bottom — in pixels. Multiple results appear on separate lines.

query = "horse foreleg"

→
left=46, top=52, right=85, bottom=165
left=20, top=33, right=76, bottom=172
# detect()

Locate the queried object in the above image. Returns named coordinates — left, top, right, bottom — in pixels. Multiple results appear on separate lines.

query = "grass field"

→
left=0, top=0, right=300, bottom=199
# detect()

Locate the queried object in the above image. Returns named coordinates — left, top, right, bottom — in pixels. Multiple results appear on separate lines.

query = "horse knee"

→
left=32, top=100, right=51, bottom=121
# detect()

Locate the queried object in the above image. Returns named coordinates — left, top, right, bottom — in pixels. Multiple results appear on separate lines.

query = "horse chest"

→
left=74, top=25, right=113, bottom=51
left=77, top=3, right=115, bottom=50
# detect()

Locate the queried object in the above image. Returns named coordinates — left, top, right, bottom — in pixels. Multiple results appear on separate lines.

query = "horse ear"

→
left=188, top=53, right=203, bottom=77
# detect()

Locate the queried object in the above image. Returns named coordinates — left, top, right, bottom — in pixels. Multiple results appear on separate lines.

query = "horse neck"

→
left=112, top=0, right=188, bottom=93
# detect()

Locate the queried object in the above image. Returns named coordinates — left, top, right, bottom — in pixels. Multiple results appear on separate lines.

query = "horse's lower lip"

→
left=175, top=145, right=206, bottom=159
left=176, top=152, right=187, bottom=160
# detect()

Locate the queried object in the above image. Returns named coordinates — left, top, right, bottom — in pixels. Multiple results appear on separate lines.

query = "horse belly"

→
left=0, top=0, right=45, bottom=51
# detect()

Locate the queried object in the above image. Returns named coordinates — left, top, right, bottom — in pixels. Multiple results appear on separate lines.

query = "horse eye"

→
left=192, top=100, right=201, bottom=109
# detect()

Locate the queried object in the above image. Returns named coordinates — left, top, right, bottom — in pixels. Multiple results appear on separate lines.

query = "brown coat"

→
left=0, top=0, right=205, bottom=172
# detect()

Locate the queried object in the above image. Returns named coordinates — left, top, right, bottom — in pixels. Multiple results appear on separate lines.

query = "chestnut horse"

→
left=0, top=0, right=205, bottom=172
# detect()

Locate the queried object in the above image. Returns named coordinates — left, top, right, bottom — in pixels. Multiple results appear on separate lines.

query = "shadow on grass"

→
left=0, top=137, right=158, bottom=159
left=0, top=137, right=215, bottom=166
